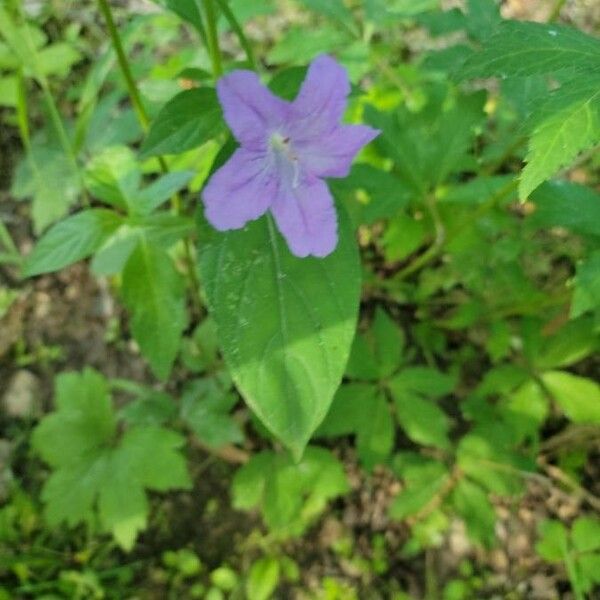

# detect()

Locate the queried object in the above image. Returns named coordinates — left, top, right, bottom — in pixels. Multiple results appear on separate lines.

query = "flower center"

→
left=269, top=132, right=301, bottom=189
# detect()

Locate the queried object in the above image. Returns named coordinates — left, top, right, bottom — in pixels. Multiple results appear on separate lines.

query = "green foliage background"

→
left=1, top=0, right=600, bottom=598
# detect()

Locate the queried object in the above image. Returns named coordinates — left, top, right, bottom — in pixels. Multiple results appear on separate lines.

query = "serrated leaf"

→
left=32, top=369, right=190, bottom=550
left=231, top=447, right=348, bottom=537
left=140, top=88, right=224, bottom=158
left=519, top=84, right=600, bottom=199
left=32, top=369, right=116, bottom=468
left=122, top=242, right=187, bottom=380
left=458, top=21, right=600, bottom=79
left=542, top=371, right=600, bottom=423
left=199, top=212, right=360, bottom=459
left=23, top=209, right=122, bottom=277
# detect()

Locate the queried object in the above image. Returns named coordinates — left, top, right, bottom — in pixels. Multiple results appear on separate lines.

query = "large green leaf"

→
left=122, top=242, right=187, bottom=380
left=199, top=211, right=360, bottom=459
left=23, top=209, right=122, bottom=277
left=458, top=20, right=600, bottom=79
left=519, top=79, right=600, bottom=199
left=140, top=88, right=224, bottom=158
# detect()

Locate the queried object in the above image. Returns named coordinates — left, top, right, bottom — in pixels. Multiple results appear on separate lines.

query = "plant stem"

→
left=96, top=0, right=149, bottom=131
left=214, top=0, right=256, bottom=69
left=97, top=0, right=204, bottom=317
left=203, top=0, right=223, bottom=79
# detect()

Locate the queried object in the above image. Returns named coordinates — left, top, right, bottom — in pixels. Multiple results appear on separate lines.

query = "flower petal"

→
left=290, top=55, right=351, bottom=139
left=217, top=71, right=289, bottom=149
left=202, top=149, right=275, bottom=230
left=270, top=176, right=338, bottom=258
left=296, top=124, right=380, bottom=179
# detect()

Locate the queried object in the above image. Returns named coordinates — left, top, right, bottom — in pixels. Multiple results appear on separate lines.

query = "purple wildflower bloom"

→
left=202, top=55, right=380, bottom=258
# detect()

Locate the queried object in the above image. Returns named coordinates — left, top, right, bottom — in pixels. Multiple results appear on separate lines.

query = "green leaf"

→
left=119, top=391, right=178, bottom=426
left=529, top=181, right=600, bottom=237
left=32, top=368, right=116, bottom=468
left=231, top=447, right=348, bottom=537
left=389, top=455, right=448, bottom=519
left=542, top=371, right=600, bottom=424
left=32, top=369, right=190, bottom=549
left=246, top=557, right=280, bottom=600
left=452, top=479, right=496, bottom=547
left=572, top=517, right=600, bottom=553
left=572, top=251, right=600, bottom=318
left=156, top=0, right=206, bottom=34
left=180, top=378, right=243, bottom=449
left=84, top=146, right=141, bottom=210
left=98, top=425, right=191, bottom=550
left=519, top=81, right=600, bottom=199
left=390, top=387, right=451, bottom=450
left=330, top=164, right=411, bottom=224
left=535, top=317, right=599, bottom=369
left=366, top=88, right=485, bottom=193
left=318, top=384, right=394, bottom=469
left=372, top=307, right=405, bottom=378
left=23, top=209, right=122, bottom=277
left=365, top=0, right=439, bottom=23
left=458, top=21, right=600, bottom=79
left=0, top=76, right=17, bottom=107
left=0, top=7, right=43, bottom=80
left=199, top=212, right=360, bottom=459
left=131, top=171, right=194, bottom=215
left=90, top=224, right=140, bottom=275
left=36, top=41, right=82, bottom=78
left=392, top=367, right=456, bottom=397
left=267, top=25, right=350, bottom=65
left=122, top=242, right=187, bottom=380
left=11, top=139, right=82, bottom=232
left=140, top=89, right=224, bottom=158
left=296, top=0, right=356, bottom=31
left=536, top=519, right=569, bottom=562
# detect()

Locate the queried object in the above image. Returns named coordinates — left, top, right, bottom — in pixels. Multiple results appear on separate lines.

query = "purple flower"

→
left=202, top=55, right=380, bottom=258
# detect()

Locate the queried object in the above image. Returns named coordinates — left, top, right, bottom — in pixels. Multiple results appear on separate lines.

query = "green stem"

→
left=204, top=0, right=223, bottom=79
left=96, top=0, right=204, bottom=318
left=396, top=194, right=445, bottom=281
left=96, top=0, right=150, bottom=131
left=214, top=0, right=256, bottom=69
